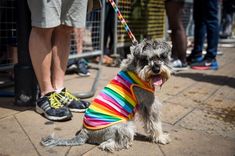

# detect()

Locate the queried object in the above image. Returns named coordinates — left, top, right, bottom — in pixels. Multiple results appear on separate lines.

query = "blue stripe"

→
left=119, top=71, right=134, bottom=84
left=102, top=89, right=132, bottom=113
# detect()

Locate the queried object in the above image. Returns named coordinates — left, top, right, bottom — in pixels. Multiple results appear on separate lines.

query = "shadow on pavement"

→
left=0, top=97, right=33, bottom=112
left=174, top=72, right=235, bottom=89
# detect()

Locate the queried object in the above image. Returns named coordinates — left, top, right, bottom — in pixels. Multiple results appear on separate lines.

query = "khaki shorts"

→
left=27, top=0, right=88, bottom=28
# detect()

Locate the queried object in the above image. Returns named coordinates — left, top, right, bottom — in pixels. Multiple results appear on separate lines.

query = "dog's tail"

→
left=41, top=130, right=88, bottom=147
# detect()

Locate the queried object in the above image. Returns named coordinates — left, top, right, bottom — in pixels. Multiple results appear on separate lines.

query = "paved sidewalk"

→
left=0, top=47, right=235, bottom=156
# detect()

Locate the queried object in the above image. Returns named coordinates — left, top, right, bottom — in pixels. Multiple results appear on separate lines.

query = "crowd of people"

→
left=165, top=0, right=233, bottom=71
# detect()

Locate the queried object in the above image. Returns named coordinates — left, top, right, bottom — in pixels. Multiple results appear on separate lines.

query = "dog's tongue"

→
left=153, top=76, right=163, bottom=86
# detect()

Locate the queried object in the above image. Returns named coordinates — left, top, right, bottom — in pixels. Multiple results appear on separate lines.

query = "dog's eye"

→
left=160, top=53, right=168, bottom=60
left=139, top=58, right=148, bottom=65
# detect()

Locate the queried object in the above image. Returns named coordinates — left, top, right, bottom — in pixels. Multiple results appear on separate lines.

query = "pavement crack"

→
left=173, top=108, right=196, bottom=125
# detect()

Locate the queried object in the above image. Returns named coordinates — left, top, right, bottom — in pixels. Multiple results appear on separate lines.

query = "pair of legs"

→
left=192, top=0, right=219, bottom=59
left=29, top=25, right=73, bottom=96
left=165, top=0, right=187, bottom=64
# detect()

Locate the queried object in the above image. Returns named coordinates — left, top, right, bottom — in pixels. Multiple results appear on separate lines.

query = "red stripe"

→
left=93, top=98, right=126, bottom=118
left=110, top=79, right=131, bottom=92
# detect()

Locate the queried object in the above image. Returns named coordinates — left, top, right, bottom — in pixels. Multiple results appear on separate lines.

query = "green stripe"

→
left=126, top=71, right=140, bottom=85
left=104, top=86, right=134, bottom=110
left=86, top=108, right=121, bottom=121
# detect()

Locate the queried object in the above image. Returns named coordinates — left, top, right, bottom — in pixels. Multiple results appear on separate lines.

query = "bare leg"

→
left=51, top=25, right=73, bottom=90
left=74, top=28, right=84, bottom=54
left=29, top=27, right=54, bottom=96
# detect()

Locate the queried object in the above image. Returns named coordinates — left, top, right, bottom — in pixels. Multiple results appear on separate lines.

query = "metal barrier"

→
left=66, top=2, right=105, bottom=99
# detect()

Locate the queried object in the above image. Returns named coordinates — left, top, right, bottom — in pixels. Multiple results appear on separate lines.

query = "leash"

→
left=108, top=0, right=138, bottom=45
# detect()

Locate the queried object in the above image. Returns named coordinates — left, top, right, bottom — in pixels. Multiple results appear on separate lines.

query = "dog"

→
left=41, top=39, right=172, bottom=152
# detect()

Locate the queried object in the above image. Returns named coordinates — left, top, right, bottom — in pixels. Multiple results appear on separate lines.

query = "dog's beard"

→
left=137, top=64, right=171, bottom=87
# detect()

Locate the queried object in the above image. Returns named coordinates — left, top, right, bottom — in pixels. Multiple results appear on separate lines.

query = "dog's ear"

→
left=130, top=43, right=141, bottom=57
left=153, top=40, right=171, bottom=61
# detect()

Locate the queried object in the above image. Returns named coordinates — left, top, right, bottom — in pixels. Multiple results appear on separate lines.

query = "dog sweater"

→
left=83, top=70, right=155, bottom=130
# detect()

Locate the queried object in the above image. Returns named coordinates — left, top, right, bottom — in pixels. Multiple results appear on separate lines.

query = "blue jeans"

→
left=192, top=0, right=219, bottom=60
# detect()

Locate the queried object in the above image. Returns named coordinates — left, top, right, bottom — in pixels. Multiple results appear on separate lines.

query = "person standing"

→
left=220, top=0, right=235, bottom=39
left=188, top=0, right=220, bottom=70
left=27, top=0, right=90, bottom=121
left=165, top=0, right=188, bottom=71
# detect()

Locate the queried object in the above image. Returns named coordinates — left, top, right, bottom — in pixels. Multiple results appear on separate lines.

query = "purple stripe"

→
left=115, top=74, right=131, bottom=89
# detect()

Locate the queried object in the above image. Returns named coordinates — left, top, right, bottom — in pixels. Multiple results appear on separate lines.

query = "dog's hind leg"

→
left=98, top=121, right=136, bottom=151
left=41, top=128, right=89, bottom=147
left=98, top=138, right=116, bottom=152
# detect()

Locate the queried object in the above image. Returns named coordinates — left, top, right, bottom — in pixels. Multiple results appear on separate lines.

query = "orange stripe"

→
left=91, top=101, right=126, bottom=120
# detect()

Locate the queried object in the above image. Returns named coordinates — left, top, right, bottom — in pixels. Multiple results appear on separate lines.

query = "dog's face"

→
left=121, top=39, right=171, bottom=87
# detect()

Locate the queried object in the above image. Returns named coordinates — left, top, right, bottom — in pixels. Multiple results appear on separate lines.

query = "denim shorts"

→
left=27, top=0, right=88, bottom=28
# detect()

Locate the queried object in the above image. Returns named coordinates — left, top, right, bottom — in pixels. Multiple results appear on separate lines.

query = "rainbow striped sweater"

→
left=83, top=70, right=155, bottom=130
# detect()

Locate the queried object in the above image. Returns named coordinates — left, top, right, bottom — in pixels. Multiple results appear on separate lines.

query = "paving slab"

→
left=159, top=124, right=235, bottom=156
left=15, top=110, right=94, bottom=156
left=204, top=93, right=235, bottom=115
left=0, top=98, right=29, bottom=119
left=157, top=75, right=195, bottom=96
left=212, top=85, right=235, bottom=101
left=0, top=116, right=38, bottom=156
left=176, top=109, right=235, bottom=139
left=82, top=140, right=164, bottom=156
left=161, top=103, right=193, bottom=124
left=165, top=82, right=221, bottom=109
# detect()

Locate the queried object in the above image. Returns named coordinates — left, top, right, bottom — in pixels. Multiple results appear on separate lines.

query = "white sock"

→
left=55, top=87, right=65, bottom=93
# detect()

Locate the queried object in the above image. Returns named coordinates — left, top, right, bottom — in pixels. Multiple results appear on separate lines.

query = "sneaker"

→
left=77, top=59, right=90, bottom=77
left=36, top=92, right=72, bottom=121
left=56, top=88, right=90, bottom=112
left=170, top=59, right=189, bottom=71
left=187, top=54, right=204, bottom=65
left=191, top=58, right=219, bottom=70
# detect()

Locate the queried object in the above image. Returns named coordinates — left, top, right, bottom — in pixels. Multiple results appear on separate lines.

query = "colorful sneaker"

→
left=191, top=58, right=219, bottom=70
left=56, top=88, right=90, bottom=112
left=77, top=59, right=90, bottom=77
left=36, top=92, right=72, bottom=121
left=186, top=54, right=204, bottom=65
left=170, top=59, right=189, bottom=71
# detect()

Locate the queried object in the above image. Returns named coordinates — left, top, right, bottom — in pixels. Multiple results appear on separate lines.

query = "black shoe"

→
left=36, top=92, right=72, bottom=121
left=56, top=88, right=90, bottom=112
left=77, top=59, right=90, bottom=77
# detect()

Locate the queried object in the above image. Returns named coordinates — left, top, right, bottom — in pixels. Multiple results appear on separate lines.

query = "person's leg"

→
left=205, top=0, right=219, bottom=59
left=29, top=27, right=55, bottom=96
left=191, top=0, right=206, bottom=57
left=106, top=2, right=115, bottom=56
left=74, top=28, right=84, bottom=54
left=165, top=1, right=187, bottom=64
left=51, top=25, right=73, bottom=90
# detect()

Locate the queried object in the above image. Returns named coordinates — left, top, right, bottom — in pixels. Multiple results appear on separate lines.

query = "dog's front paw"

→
left=153, top=133, right=171, bottom=145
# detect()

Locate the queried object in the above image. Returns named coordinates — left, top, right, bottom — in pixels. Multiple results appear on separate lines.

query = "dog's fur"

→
left=41, top=39, right=172, bottom=152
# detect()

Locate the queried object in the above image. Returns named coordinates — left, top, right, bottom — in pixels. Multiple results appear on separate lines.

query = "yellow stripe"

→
left=107, top=84, right=136, bottom=107
left=127, top=71, right=145, bottom=86
left=89, top=103, right=126, bottom=120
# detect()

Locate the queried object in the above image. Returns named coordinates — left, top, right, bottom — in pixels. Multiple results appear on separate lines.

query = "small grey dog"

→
left=41, top=39, right=172, bottom=152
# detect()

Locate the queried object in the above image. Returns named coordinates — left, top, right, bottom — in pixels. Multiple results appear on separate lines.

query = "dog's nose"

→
left=152, top=64, right=160, bottom=73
